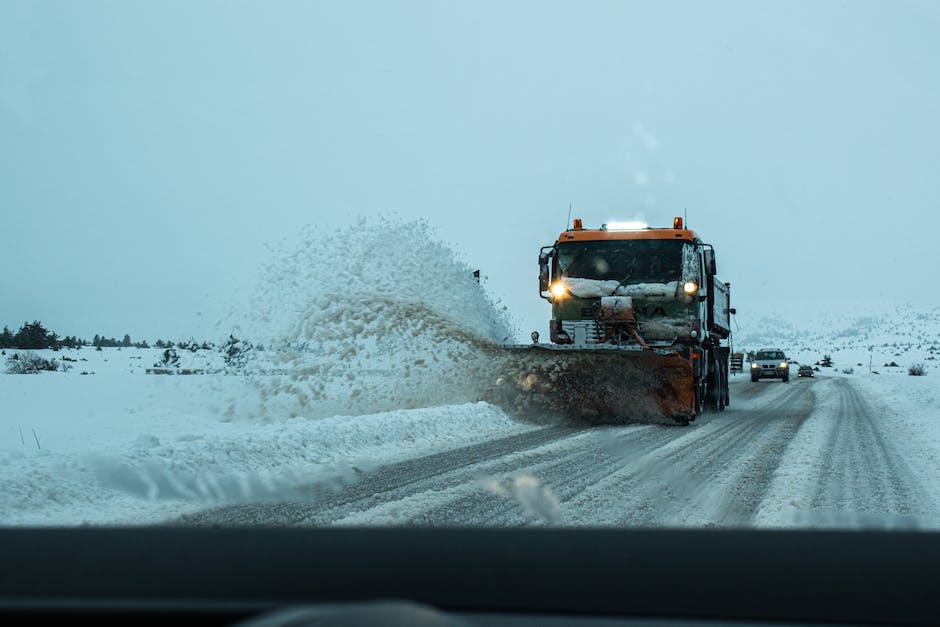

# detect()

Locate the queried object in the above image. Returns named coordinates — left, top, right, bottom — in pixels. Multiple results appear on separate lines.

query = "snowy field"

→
left=2, top=345, right=939, bottom=527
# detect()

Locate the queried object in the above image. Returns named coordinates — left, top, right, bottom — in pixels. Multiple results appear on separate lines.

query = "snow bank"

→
left=0, top=360, right=532, bottom=526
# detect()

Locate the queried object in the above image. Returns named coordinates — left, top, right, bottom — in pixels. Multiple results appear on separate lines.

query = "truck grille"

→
left=561, top=320, right=603, bottom=344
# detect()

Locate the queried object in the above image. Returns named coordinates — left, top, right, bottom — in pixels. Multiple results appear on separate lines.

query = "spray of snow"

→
left=222, top=217, right=517, bottom=422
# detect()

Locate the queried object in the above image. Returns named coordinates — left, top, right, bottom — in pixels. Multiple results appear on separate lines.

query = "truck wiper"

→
left=613, top=257, right=641, bottom=293
left=610, top=273, right=631, bottom=296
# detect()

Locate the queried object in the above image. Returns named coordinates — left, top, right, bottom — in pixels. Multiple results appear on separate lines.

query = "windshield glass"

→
left=556, top=240, right=684, bottom=283
left=2, top=1, right=939, bottom=537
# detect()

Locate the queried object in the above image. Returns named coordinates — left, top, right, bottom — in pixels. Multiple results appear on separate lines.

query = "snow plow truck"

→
left=488, top=217, right=733, bottom=425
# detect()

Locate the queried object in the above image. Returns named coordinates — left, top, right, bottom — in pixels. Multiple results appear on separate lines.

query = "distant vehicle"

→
left=798, top=364, right=814, bottom=378
left=751, top=348, right=790, bottom=382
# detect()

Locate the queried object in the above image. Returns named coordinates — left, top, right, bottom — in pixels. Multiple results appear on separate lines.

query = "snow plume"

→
left=226, top=217, right=516, bottom=422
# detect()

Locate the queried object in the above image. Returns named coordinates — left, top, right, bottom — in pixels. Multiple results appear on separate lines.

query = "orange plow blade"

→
left=483, top=345, right=695, bottom=425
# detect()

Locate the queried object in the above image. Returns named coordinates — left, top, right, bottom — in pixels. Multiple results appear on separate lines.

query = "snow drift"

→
left=224, top=217, right=517, bottom=421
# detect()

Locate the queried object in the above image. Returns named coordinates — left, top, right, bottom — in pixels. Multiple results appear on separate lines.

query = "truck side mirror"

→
left=703, top=248, right=716, bottom=276
left=538, top=252, right=550, bottom=292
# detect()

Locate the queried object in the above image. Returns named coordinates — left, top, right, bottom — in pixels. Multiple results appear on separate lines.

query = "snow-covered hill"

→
left=732, top=301, right=939, bottom=375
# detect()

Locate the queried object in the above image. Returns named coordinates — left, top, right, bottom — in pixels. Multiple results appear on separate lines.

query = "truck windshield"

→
left=556, top=239, right=684, bottom=283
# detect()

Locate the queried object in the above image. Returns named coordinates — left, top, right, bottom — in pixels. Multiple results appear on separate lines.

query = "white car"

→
left=751, top=348, right=790, bottom=382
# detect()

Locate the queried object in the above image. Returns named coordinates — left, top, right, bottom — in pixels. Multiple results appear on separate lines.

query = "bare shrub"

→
left=5, top=351, right=66, bottom=374
left=909, top=363, right=927, bottom=376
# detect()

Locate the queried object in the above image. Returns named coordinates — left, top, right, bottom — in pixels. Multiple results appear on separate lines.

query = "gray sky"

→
left=2, top=0, right=939, bottom=342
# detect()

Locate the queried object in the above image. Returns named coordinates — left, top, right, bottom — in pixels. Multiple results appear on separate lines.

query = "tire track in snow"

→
left=407, top=424, right=685, bottom=526
left=331, top=381, right=812, bottom=527
left=808, top=377, right=934, bottom=524
left=179, top=424, right=580, bottom=526
left=180, top=380, right=816, bottom=527
left=561, top=380, right=814, bottom=527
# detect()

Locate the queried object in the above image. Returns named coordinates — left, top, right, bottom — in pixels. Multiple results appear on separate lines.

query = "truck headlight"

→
left=550, top=282, right=567, bottom=298
left=683, top=281, right=698, bottom=294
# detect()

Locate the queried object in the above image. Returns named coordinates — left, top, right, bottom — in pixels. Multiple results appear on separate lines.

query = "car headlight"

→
left=550, top=282, right=567, bottom=298
left=780, top=362, right=788, bottom=368
left=751, top=363, right=759, bottom=369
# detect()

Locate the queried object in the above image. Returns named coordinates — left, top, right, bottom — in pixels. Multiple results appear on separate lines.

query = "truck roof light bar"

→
left=602, top=221, right=648, bottom=231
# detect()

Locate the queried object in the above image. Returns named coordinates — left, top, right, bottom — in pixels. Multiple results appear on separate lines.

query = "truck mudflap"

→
left=483, top=344, right=695, bottom=425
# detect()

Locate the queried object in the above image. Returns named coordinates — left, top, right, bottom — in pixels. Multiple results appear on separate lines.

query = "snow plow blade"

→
left=483, top=344, right=695, bottom=425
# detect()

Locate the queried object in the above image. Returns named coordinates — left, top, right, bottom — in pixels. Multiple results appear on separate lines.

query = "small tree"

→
left=222, top=335, right=252, bottom=370
left=154, top=348, right=180, bottom=369
left=0, top=326, right=13, bottom=349
left=13, top=321, right=52, bottom=349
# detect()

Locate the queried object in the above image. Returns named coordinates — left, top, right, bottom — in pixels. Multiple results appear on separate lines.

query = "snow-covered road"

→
left=181, top=375, right=940, bottom=528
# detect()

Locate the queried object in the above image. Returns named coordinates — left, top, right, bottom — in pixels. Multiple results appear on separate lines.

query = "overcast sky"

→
left=2, top=0, right=939, bottom=342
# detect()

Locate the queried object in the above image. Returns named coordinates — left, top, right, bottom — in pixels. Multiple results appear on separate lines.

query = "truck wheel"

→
left=694, top=380, right=706, bottom=417
left=722, top=364, right=731, bottom=407
left=705, top=356, right=723, bottom=412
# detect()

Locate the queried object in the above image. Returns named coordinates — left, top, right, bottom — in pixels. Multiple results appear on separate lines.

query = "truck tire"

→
left=717, top=366, right=726, bottom=412
left=694, top=379, right=706, bottom=417
left=705, top=356, right=722, bottom=412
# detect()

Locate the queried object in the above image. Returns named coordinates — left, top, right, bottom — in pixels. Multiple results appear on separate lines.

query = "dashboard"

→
left=1, top=526, right=937, bottom=626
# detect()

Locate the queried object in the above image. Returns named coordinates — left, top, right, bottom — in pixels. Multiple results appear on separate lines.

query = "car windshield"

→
left=2, top=1, right=940, bottom=544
